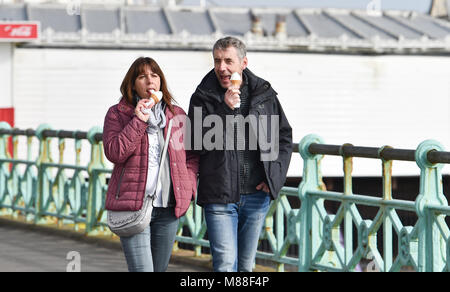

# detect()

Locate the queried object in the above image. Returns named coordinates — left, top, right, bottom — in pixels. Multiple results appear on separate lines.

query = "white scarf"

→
left=135, top=95, right=167, bottom=134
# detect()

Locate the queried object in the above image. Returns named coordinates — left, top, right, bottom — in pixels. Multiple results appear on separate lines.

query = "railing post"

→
left=194, top=203, right=204, bottom=257
left=298, top=134, right=326, bottom=272
left=35, top=124, right=53, bottom=224
left=415, top=140, right=448, bottom=272
left=380, top=145, right=393, bottom=271
left=54, top=134, right=67, bottom=227
left=0, top=122, right=12, bottom=215
left=0, top=122, right=11, bottom=161
left=340, top=144, right=354, bottom=268
left=86, top=126, right=106, bottom=235
left=0, top=122, right=12, bottom=159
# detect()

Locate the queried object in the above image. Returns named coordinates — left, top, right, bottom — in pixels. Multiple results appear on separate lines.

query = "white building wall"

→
left=0, top=43, right=12, bottom=108
left=249, top=53, right=450, bottom=177
left=13, top=48, right=211, bottom=130
left=12, top=48, right=450, bottom=176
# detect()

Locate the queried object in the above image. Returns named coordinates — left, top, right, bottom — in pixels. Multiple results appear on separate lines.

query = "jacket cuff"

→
left=132, top=116, right=149, bottom=135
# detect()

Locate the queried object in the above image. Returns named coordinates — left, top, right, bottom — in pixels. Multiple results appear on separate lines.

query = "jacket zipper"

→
left=234, top=115, right=241, bottom=195
left=142, top=132, right=149, bottom=203
left=115, top=167, right=125, bottom=199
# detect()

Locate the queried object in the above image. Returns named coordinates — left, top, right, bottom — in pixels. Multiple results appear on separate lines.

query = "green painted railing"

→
left=1, top=122, right=450, bottom=272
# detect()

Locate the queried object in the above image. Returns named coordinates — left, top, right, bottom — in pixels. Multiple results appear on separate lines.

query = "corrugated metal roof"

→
left=1, top=3, right=449, bottom=54
left=82, top=7, right=120, bottom=33
left=329, top=11, right=396, bottom=40
left=28, top=5, right=81, bottom=33
left=284, top=12, right=309, bottom=37
left=354, top=12, right=424, bottom=39
left=299, top=10, right=362, bottom=39
left=168, top=9, right=215, bottom=35
left=389, top=13, right=450, bottom=39
left=124, top=7, right=171, bottom=34
left=212, top=8, right=252, bottom=36
left=0, top=4, right=26, bottom=21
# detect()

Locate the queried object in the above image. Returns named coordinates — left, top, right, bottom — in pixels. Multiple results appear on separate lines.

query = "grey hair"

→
left=213, top=36, right=247, bottom=60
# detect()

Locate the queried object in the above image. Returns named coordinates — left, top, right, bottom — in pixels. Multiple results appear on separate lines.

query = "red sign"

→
left=0, top=107, right=14, bottom=158
left=0, top=22, right=40, bottom=42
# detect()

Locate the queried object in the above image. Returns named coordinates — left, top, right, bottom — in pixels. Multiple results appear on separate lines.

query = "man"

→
left=188, top=36, right=293, bottom=272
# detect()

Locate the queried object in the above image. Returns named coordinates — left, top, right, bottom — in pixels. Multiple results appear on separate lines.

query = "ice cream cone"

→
left=231, top=79, right=242, bottom=88
left=150, top=94, right=159, bottom=104
left=141, top=90, right=163, bottom=114
left=150, top=90, right=163, bottom=104
left=230, top=72, right=242, bottom=108
left=230, top=72, right=242, bottom=88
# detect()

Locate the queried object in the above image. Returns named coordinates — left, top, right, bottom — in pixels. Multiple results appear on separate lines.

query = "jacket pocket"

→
left=115, top=167, right=125, bottom=199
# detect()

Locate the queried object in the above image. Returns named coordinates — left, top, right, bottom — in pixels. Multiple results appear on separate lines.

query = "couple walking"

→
left=102, top=36, right=293, bottom=272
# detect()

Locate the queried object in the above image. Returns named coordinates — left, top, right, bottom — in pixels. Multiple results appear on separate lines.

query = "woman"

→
left=103, top=57, right=198, bottom=272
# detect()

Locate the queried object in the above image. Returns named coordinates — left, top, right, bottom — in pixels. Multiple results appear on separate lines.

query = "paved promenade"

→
left=0, top=219, right=211, bottom=272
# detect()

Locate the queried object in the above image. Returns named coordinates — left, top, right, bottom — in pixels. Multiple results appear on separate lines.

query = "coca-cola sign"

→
left=0, top=22, right=40, bottom=41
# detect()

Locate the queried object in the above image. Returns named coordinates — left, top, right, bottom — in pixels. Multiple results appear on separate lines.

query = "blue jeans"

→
left=120, top=207, right=179, bottom=272
left=204, top=191, right=271, bottom=272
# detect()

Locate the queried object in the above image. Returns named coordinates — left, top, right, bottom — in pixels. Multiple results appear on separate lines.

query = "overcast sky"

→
left=181, top=0, right=434, bottom=13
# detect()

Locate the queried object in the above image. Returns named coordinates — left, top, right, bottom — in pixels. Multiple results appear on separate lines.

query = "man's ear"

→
left=242, top=56, right=248, bottom=71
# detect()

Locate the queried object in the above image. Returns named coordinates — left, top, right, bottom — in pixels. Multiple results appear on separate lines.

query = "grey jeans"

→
left=120, top=207, right=179, bottom=272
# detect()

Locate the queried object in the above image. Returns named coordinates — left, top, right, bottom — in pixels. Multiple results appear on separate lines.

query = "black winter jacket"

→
left=188, top=68, right=293, bottom=206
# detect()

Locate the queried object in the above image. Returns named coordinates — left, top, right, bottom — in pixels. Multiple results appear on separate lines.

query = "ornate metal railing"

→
left=292, top=134, right=450, bottom=272
left=1, top=122, right=450, bottom=271
left=0, top=123, right=107, bottom=233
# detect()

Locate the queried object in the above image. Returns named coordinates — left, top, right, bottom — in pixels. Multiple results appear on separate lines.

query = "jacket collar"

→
left=117, top=98, right=135, bottom=116
left=194, top=69, right=224, bottom=104
left=195, top=68, right=276, bottom=106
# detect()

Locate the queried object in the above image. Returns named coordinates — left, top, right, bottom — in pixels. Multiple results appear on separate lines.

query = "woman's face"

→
left=134, top=65, right=161, bottom=99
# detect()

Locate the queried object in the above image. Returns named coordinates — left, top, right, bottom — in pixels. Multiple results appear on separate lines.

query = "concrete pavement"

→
left=0, top=220, right=211, bottom=272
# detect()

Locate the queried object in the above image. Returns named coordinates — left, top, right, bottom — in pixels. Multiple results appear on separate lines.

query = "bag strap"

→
left=150, top=118, right=173, bottom=198
left=159, top=118, right=173, bottom=172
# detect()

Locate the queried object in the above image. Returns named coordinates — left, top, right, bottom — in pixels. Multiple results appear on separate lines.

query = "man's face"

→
left=213, top=46, right=248, bottom=89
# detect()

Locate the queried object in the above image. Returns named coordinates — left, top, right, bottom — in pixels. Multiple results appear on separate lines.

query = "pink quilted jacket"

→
left=102, top=98, right=199, bottom=218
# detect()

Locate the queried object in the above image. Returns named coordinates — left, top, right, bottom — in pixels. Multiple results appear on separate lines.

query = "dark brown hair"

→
left=120, top=57, right=175, bottom=114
